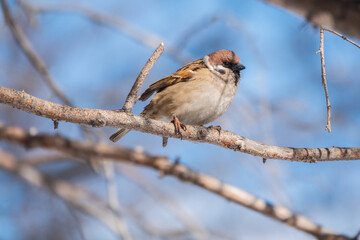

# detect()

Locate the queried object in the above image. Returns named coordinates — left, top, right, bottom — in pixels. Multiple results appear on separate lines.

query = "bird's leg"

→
left=207, top=125, right=222, bottom=135
left=172, top=116, right=187, bottom=138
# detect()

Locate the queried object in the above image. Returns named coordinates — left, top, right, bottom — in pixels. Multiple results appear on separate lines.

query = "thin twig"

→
left=122, top=43, right=164, bottom=112
left=322, top=26, right=360, bottom=49
left=315, top=25, right=360, bottom=133
left=0, top=126, right=353, bottom=240
left=118, top=165, right=209, bottom=240
left=316, top=26, right=331, bottom=133
left=1, top=0, right=96, bottom=144
left=1, top=0, right=71, bottom=106
left=103, top=161, right=133, bottom=240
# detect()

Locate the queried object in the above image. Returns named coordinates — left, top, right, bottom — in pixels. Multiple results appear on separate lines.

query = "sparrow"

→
left=109, top=49, right=245, bottom=144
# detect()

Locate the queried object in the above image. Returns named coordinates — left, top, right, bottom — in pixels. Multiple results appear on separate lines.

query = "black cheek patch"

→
left=234, top=72, right=240, bottom=86
left=218, top=69, right=226, bottom=75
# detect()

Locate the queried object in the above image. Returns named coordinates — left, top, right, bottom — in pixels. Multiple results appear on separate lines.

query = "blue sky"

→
left=1, top=0, right=360, bottom=239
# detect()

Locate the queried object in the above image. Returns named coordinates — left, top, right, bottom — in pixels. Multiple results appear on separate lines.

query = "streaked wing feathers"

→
left=139, top=59, right=206, bottom=101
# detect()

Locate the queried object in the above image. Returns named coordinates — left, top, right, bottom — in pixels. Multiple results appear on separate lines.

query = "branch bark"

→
left=1, top=85, right=360, bottom=162
left=0, top=124, right=352, bottom=239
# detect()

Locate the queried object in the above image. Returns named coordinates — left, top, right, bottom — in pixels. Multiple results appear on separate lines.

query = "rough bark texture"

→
left=1, top=85, right=360, bottom=162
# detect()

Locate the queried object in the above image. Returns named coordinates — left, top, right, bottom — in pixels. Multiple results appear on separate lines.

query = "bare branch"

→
left=316, top=26, right=331, bottom=133
left=118, top=165, right=209, bottom=240
left=322, top=26, right=360, bottom=49
left=0, top=125, right=352, bottom=239
left=315, top=25, right=360, bottom=133
left=122, top=43, right=164, bottom=112
left=103, top=161, right=133, bottom=240
left=1, top=0, right=71, bottom=106
left=1, top=86, right=360, bottom=162
left=1, top=0, right=97, bottom=143
left=0, top=149, right=131, bottom=237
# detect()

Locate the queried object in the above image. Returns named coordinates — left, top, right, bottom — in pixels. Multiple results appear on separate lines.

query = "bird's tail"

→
left=109, top=110, right=148, bottom=143
left=109, top=128, right=131, bottom=142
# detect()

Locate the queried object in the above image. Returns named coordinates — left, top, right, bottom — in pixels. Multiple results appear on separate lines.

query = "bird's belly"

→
left=154, top=79, right=236, bottom=125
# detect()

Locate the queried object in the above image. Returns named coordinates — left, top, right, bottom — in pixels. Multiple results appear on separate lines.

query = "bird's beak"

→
left=234, top=64, right=246, bottom=72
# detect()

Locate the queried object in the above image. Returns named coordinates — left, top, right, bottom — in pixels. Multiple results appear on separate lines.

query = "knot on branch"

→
left=90, top=113, right=106, bottom=127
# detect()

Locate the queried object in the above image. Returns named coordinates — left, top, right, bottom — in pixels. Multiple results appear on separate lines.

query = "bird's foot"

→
left=172, top=116, right=187, bottom=138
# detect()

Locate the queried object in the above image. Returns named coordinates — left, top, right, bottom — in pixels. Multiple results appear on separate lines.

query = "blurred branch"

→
left=0, top=124, right=352, bottom=239
left=103, top=161, right=133, bottom=240
left=0, top=150, right=133, bottom=238
left=118, top=165, right=209, bottom=240
left=1, top=0, right=96, bottom=144
left=1, top=0, right=71, bottom=106
left=19, top=1, right=190, bottom=64
left=262, top=0, right=360, bottom=40
left=122, top=43, right=164, bottom=112
left=2, top=86, right=360, bottom=162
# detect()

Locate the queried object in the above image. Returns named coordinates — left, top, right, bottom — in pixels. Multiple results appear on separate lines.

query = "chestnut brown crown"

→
left=206, top=50, right=240, bottom=67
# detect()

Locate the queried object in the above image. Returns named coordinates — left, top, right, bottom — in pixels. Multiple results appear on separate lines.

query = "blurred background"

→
left=1, top=0, right=360, bottom=239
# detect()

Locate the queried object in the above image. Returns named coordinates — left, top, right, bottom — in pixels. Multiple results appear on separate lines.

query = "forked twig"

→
left=316, top=25, right=360, bottom=133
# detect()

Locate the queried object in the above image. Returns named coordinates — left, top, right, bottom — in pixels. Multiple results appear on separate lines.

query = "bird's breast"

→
left=148, top=73, right=238, bottom=125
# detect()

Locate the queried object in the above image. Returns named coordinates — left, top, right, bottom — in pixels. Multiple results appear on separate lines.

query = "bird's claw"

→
left=172, top=116, right=187, bottom=138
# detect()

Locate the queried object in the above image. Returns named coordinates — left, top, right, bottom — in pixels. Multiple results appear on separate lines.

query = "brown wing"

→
left=139, top=59, right=206, bottom=101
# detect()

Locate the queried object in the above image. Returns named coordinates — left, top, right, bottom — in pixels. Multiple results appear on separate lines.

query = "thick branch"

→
left=1, top=85, right=360, bottom=162
left=0, top=124, right=351, bottom=239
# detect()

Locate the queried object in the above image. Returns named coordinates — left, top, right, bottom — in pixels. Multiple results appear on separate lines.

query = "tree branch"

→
left=1, top=85, right=360, bottom=162
left=122, top=43, right=164, bottom=112
left=315, top=25, right=360, bottom=133
left=322, top=26, right=360, bottom=49
left=0, top=149, right=132, bottom=237
left=316, top=26, right=331, bottom=133
left=1, top=0, right=71, bottom=106
left=0, top=124, right=352, bottom=239
left=262, top=0, right=360, bottom=40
